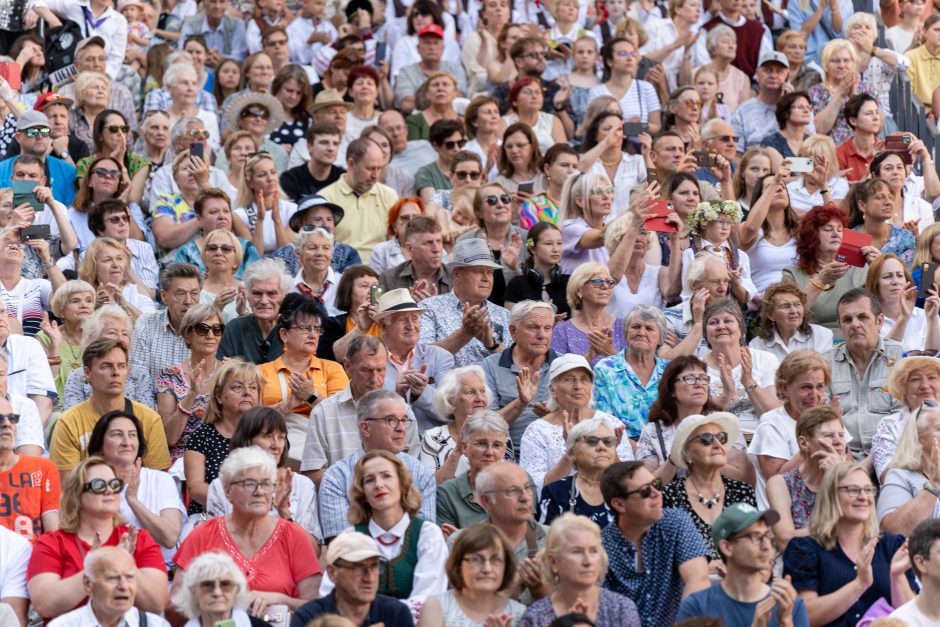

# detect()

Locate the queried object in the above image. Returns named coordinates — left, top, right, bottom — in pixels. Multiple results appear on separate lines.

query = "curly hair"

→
left=347, top=450, right=422, bottom=525
left=795, top=204, right=849, bottom=275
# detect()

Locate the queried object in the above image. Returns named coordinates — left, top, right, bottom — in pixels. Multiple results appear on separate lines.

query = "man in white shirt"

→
left=0, top=526, right=30, bottom=626
left=891, top=517, right=940, bottom=626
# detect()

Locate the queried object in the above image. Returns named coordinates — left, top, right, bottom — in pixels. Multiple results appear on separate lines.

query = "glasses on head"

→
left=241, top=107, right=270, bottom=120
left=732, top=531, right=777, bottom=549
left=188, top=129, right=211, bottom=139
left=198, top=579, right=237, bottom=594
left=693, top=431, right=728, bottom=446
left=231, top=479, right=276, bottom=493
left=838, top=485, right=877, bottom=498
left=578, top=435, right=617, bottom=448
left=675, top=374, right=710, bottom=386
left=290, top=324, right=323, bottom=336
left=366, top=416, right=414, bottom=428
left=455, top=170, right=482, bottom=181
left=104, top=214, right=130, bottom=225
left=522, top=50, right=546, bottom=59
left=92, top=167, right=121, bottom=179
left=107, top=125, right=130, bottom=134
left=24, top=127, right=51, bottom=138
left=590, top=186, right=615, bottom=197
left=83, top=478, right=125, bottom=494
left=485, top=194, right=513, bottom=206
left=485, top=483, right=533, bottom=499
left=584, top=277, right=616, bottom=288
left=623, top=478, right=663, bottom=498
left=442, top=139, right=467, bottom=150
left=471, top=439, right=506, bottom=452
left=0, top=413, right=19, bottom=424
left=206, top=244, right=235, bottom=254
left=463, top=554, right=505, bottom=569
left=193, top=322, right=225, bottom=337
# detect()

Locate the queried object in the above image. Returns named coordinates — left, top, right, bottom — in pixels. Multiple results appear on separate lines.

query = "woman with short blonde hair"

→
left=200, top=228, right=246, bottom=323
left=79, top=237, right=155, bottom=321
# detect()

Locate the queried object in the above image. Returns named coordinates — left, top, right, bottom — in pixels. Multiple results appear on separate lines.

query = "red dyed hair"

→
left=386, top=197, right=426, bottom=237
left=795, top=204, right=849, bottom=275
left=508, top=77, right=542, bottom=112
left=346, top=65, right=380, bottom=90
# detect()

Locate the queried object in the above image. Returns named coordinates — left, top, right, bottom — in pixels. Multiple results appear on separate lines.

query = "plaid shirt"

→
left=131, top=310, right=191, bottom=387
left=418, top=292, right=510, bottom=368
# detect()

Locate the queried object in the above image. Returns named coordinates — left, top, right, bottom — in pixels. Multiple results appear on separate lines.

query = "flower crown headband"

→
left=687, top=200, right=743, bottom=236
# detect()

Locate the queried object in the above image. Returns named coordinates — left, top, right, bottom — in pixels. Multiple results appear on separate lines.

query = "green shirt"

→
left=437, top=472, right=539, bottom=529
left=414, top=162, right=451, bottom=193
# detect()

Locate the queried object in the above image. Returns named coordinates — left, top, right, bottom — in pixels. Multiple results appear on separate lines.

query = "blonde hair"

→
left=203, top=359, right=263, bottom=425
left=59, top=457, right=126, bottom=533
left=73, top=71, right=111, bottom=109
left=820, top=39, right=859, bottom=83
left=235, top=153, right=284, bottom=210
left=891, top=404, right=940, bottom=472
left=347, top=450, right=422, bottom=524
left=775, top=350, right=831, bottom=401
left=79, top=237, right=130, bottom=288
left=201, top=228, right=243, bottom=272
left=798, top=135, right=839, bottom=179
left=846, top=12, right=877, bottom=36
left=566, top=262, right=610, bottom=310
left=538, top=513, right=609, bottom=587
left=914, top=223, right=940, bottom=268
left=50, top=279, right=96, bottom=319
left=557, top=171, right=612, bottom=224
left=808, top=461, right=879, bottom=550
left=776, top=30, right=805, bottom=51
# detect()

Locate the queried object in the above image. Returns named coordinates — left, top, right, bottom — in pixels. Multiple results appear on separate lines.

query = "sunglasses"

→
left=578, top=435, right=617, bottom=448
left=24, top=127, right=51, bottom=138
left=105, top=214, right=130, bottom=225
left=193, top=322, right=225, bottom=337
left=188, top=129, right=211, bottom=139
left=584, top=277, right=616, bottom=288
left=83, top=478, right=125, bottom=494
left=92, top=167, right=121, bottom=179
left=442, top=139, right=467, bottom=150
left=107, top=125, right=130, bottom=133
left=241, top=108, right=270, bottom=119
left=693, top=431, right=729, bottom=446
left=0, top=413, right=19, bottom=424
left=206, top=244, right=235, bottom=254
left=455, top=170, right=482, bottom=180
left=624, top=478, right=663, bottom=498
left=198, top=579, right=237, bottom=593
left=485, top=194, right=513, bottom=206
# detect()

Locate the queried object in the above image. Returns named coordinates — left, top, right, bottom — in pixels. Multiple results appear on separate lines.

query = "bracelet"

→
left=47, top=357, right=61, bottom=366
left=810, top=278, right=832, bottom=291
left=744, top=383, right=759, bottom=394
left=177, top=402, right=194, bottom=417
left=41, top=260, right=54, bottom=270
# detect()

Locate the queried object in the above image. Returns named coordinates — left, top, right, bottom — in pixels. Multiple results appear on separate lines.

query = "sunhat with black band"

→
left=373, top=289, right=428, bottom=321
left=290, top=195, right=346, bottom=232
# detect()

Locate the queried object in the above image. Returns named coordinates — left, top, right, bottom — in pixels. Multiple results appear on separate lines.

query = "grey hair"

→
left=346, top=335, right=386, bottom=363
left=83, top=547, right=137, bottom=583
left=432, top=366, right=493, bottom=421
left=243, top=257, right=292, bottom=294
left=219, top=445, right=277, bottom=486
left=565, top=417, right=612, bottom=455
left=295, top=226, right=334, bottom=249
left=357, top=389, right=406, bottom=423
left=473, top=463, right=500, bottom=500
left=460, top=409, right=509, bottom=441
left=163, top=62, right=198, bottom=88
left=172, top=552, right=251, bottom=619
left=509, top=300, right=555, bottom=327
left=623, top=305, right=667, bottom=350
left=170, top=116, right=205, bottom=146
left=80, top=304, right=133, bottom=353
left=701, top=118, right=731, bottom=142
left=180, top=303, right=221, bottom=337
left=706, top=24, right=736, bottom=57
left=685, top=251, right=726, bottom=292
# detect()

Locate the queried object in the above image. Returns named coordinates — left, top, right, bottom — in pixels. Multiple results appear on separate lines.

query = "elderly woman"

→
left=173, top=447, right=321, bottom=615
left=766, top=406, right=848, bottom=551
left=418, top=523, right=526, bottom=626
left=321, top=449, right=448, bottom=611
left=152, top=150, right=211, bottom=262
left=782, top=204, right=871, bottom=336
left=539, top=418, right=621, bottom=528
left=233, top=152, right=298, bottom=255
left=552, top=263, right=627, bottom=367
left=140, top=110, right=170, bottom=177
left=184, top=359, right=264, bottom=515
left=86, top=410, right=185, bottom=552
left=74, top=110, right=150, bottom=204
left=783, top=461, right=916, bottom=627
left=291, top=227, right=342, bottom=315
left=503, top=77, right=566, bottom=154
left=604, top=204, right=677, bottom=315
left=164, top=63, right=221, bottom=152
left=458, top=183, right=529, bottom=292
left=155, top=304, right=224, bottom=463
left=406, top=72, right=462, bottom=142
left=748, top=283, right=834, bottom=362
left=85, top=200, right=158, bottom=297
left=172, top=552, right=271, bottom=627
left=26, top=457, right=168, bottom=620
left=522, top=350, right=637, bottom=487
left=808, top=39, right=878, bottom=145
left=519, top=513, right=641, bottom=627
left=851, top=183, right=916, bottom=266
left=62, top=305, right=155, bottom=409
left=761, top=92, right=814, bottom=161
left=496, top=123, right=541, bottom=192
left=69, top=71, right=111, bottom=152
left=79, top=237, right=156, bottom=322
left=38, top=280, right=95, bottom=402
left=748, top=351, right=831, bottom=504
left=199, top=229, right=247, bottom=324
left=557, top=172, right=617, bottom=274
left=867, top=252, right=940, bottom=352
left=370, top=198, right=425, bottom=275
left=0, top=237, right=50, bottom=339
left=589, top=37, right=662, bottom=134
left=219, top=93, right=288, bottom=174
left=222, top=131, right=260, bottom=194
left=696, top=26, right=753, bottom=112
left=205, top=408, right=321, bottom=545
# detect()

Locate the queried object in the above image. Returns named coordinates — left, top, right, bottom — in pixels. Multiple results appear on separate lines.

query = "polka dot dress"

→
left=270, top=119, right=310, bottom=147
left=186, top=423, right=231, bottom=515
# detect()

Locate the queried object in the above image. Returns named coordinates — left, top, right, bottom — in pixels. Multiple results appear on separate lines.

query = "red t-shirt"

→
left=0, top=455, right=61, bottom=543
left=174, top=517, right=321, bottom=597
left=27, top=526, right=166, bottom=614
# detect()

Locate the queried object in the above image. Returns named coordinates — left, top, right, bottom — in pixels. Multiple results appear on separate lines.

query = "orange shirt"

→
left=836, top=137, right=884, bottom=183
left=0, top=455, right=61, bottom=543
left=258, top=355, right=349, bottom=416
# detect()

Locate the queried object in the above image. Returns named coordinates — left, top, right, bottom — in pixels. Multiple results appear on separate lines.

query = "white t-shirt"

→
left=119, top=467, right=186, bottom=561
left=881, top=307, right=931, bottom=353
left=748, top=406, right=799, bottom=509
left=608, top=264, right=665, bottom=319
left=747, top=232, right=798, bottom=293
left=786, top=177, right=851, bottom=212
left=588, top=80, right=661, bottom=128
left=233, top=199, right=299, bottom=254
left=0, top=525, right=30, bottom=599
left=890, top=599, right=940, bottom=626
left=589, top=155, right=647, bottom=220
left=706, top=348, right=780, bottom=435
left=12, top=393, right=43, bottom=452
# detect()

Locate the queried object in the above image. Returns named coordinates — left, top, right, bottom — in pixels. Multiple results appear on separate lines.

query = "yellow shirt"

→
left=50, top=400, right=172, bottom=472
left=906, top=44, right=940, bottom=105
left=319, top=176, right=399, bottom=264
left=257, top=355, right=349, bottom=416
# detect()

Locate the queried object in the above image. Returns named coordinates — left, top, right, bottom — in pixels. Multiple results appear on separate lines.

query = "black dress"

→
left=662, top=475, right=757, bottom=560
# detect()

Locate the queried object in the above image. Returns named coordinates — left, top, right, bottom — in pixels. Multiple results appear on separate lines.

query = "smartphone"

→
left=788, top=157, right=814, bottom=174
left=920, top=262, right=939, bottom=299
left=370, top=283, right=383, bottom=306
left=885, top=134, right=913, bottom=151
left=20, top=224, right=50, bottom=241
left=213, top=621, right=236, bottom=627
left=693, top=150, right=718, bottom=168
left=11, top=179, right=42, bottom=212
left=0, top=62, right=21, bottom=92
left=623, top=122, right=649, bottom=136
left=190, top=141, right=204, bottom=160
left=517, top=181, right=534, bottom=195
left=375, top=41, right=387, bottom=63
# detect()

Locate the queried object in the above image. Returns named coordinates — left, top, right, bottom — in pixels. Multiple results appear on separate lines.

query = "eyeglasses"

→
left=206, top=244, right=235, bottom=254
left=366, top=416, right=414, bottom=428
left=615, top=50, right=639, bottom=58
left=0, top=413, right=19, bottom=424
left=290, top=324, right=323, bottom=336
left=522, top=50, right=546, bottom=59
left=455, top=170, right=482, bottom=180
left=198, top=579, right=237, bottom=593
left=334, top=560, right=382, bottom=576
left=623, top=478, right=663, bottom=498
left=578, top=435, right=617, bottom=447
left=442, top=139, right=467, bottom=150
left=107, top=125, right=130, bottom=133
left=732, top=531, right=777, bottom=549
left=92, top=167, right=121, bottom=179
left=4, top=243, right=24, bottom=251
left=693, top=431, right=728, bottom=446
left=675, top=374, right=710, bottom=385
left=266, top=38, right=288, bottom=47
left=24, top=127, right=51, bottom=138
left=193, top=322, right=225, bottom=337
left=485, top=194, right=513, bottom=206
left=241, top=107, right=270, bottom=119
left=485, top=483, right=533, bottom=499
left=231, top=479, right=276, bottom=493
left=584, top=278, right=616, bottom=288
left=83, top=478, right=125, bottom=494
left=706, top=135, right=739, bottom=144
left=590, top=186, right=615, bottom=197
left=188, top=129, right=211, bottom=139
left=463, top=554, right=505, bottom=569
left=838, top=485, right=877, bottom=498
left=105, top=214, right=130, bottom=225
left=471, top=439, right=506, bottom=451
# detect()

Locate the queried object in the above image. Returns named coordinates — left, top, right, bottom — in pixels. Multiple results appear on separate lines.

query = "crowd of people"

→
left=4, top=0, right=940, bottom=626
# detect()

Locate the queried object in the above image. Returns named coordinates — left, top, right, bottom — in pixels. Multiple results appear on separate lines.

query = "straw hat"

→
left=223, top=91, right=285, bottom=136
left=309, top=89, right=354, bottom=116
left=670, top=412, right=740, bottom=470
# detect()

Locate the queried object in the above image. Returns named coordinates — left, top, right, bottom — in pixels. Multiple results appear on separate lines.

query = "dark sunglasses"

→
left=83, top=478, right=125, bottom=494
left=0, top=413, right=19, bottom=424
left=193, top=322, right=225, bottom=337
left=107, top=125, right=130, bottom=133
left=24, top=127, right=51, bottom=138
left=455, top=170, right=482, bottom=180
left=92, top=167, right=121, bottom=179
left=578, top=435, right=617, bottom=448
left=442, top=139, right=467, bottom=150
left=206, top=244, right=235, bottom=253
left=624, top=478, right=663, bottom=498
left=485, top=194, right=513, bottom=206
left=241, top=107, right=270, bottom=119
left=693, top=431, right=729, bottom=446
left=105, top=214, right=130, bottom=225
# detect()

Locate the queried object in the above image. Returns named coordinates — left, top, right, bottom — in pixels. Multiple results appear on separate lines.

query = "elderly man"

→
left=0, top=111, right=76, bottom=207
left=380, top=217, right=451, bottom=297
left=481, top=301, right=557, bottom=452
left=319, top=138, right=399, bottom=264
left=146, top=117, right=229, bottom=209
left=51, top=338, right=170, bottom=473
left=601, top=461, right=710, bottom=627
left=279, top=123, right=345, bottom=202
left=47, top=547, right=170, bottom=627
left=420, top=239, right=511, bottom=368
left=302, top=337, right=420, bottom=485
left=374, top=289, right=454, bottom=430
left=395, top=24, right=469, bottom=114
left=380, top=110, right=436, bottom=174
left=0, top=303, right=55, bottom=425
left=732, top=51, right=792, bottom=153
left=131, top=263, right=201, bottom=384
left=178, top=0, right=247, bottom=65
left=216, top=259, right=291, bottom=364
left=826, top=288, right=904, bottom=462
left=695, top=119, right=740, bottom=186
left=316, top=389, right=435, bottom=541
left=291, top=532, right=415, bottom=627
left=661, top=254, right=736, bottom=359
left=0, top=526, right=30, bottom=626
left=55, top=37, right=137, bottom=128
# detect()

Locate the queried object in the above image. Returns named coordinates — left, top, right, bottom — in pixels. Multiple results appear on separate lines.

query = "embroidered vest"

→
left=354, top=517, right=424, bottom=599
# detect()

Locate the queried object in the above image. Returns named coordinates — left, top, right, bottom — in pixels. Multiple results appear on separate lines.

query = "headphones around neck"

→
left=526, top=265, right=563, bottom=289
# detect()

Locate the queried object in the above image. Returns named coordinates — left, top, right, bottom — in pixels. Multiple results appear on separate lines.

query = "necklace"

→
left=601, top=153, right=622, bottom=168
left=689, top=475, right=723, bottom=509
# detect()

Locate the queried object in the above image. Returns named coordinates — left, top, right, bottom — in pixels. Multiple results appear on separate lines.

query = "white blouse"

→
left=608, top=264, right=665, bottom=319
left=747, top=324, right=834, bottom=364
left=233, top=199, right=299, bottom=254
left=705, top=348, right=780, bottom=435
left=880, top=307, right=932, bottom=353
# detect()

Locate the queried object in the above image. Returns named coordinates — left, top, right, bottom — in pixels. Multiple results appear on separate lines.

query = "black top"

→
left=290, top=591, right=415, bottom=627
left=216, top=314, right=284, bottom=364
left=505, top=272, right=571, bottom=318
left=279, top=163, right=345, bottom=203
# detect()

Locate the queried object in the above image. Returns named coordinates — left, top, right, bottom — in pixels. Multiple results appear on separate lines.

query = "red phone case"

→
left=643, top=201, right=677, bottom=233
left=835, top=229, right=872, bottom=268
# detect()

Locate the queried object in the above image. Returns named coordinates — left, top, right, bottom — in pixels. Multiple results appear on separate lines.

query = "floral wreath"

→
left=686, top=200, right=744, bottom=236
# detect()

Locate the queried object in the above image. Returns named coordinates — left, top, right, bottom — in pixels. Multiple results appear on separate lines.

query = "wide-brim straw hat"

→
left=670, top=411, right=740, bottom=470
left=223, top=91, right=285, bottom=136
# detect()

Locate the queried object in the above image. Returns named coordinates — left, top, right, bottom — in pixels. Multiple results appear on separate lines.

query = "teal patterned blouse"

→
left=593, top=352, right=670, bottom=439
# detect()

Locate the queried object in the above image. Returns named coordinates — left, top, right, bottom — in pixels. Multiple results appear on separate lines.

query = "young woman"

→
left=568, top=36, right=603, bottom=129
left=848, top=177, right=916, bottom=265
left=344, top=66, right=381, bottom=143
left=866, top=253, right=940, bottom=353
left=495, top=123, right=542, bottom=192
left=589, top=37, right=662, bottom=134
left=739, top=169, right=801, bottom=292
left=505, top=223, right=571, bottom=319
left=270, top=65, right=313, bottom=152
left=520, top=145, right=580, bottom=229
left=664, top=86, right=702, bottom=148
left=221, top=131, right=259, bottom=195
left=837, top=93, right=884, bottom=182
left=731, top=148, right=773, bottom=213
left=761, top=92, right=814, bottom=161
left=502, top=77, right=567, bottom=153
left=579, top=111, right=648, bottom=218
left=233, top=153, right=297, bottom=255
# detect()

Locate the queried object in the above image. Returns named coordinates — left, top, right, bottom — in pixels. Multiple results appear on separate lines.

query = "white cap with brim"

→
left=549, top=354, right=594, bottom=383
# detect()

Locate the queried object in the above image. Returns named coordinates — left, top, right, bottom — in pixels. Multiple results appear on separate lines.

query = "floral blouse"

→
left=782, top=467, right=816, bottom=530
left=808, top=79, right=878, bottom=145
left=155, top=363, right=208, bottom=462
left=593, top=352, right=669, bottom=439
left=851, top=225, right=915, bottom=266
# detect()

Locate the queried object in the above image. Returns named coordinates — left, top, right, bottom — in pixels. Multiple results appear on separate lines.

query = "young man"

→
left=891, top=517, right=940, bottom=625
left=279, top=123, right=345, bottom=202
left=677, top=503, right=809, bottom=626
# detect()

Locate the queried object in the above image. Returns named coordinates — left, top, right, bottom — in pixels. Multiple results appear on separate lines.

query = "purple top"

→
left=561, top=218, right=610, bottom=274
left=551, top=318, right=627, bottom=367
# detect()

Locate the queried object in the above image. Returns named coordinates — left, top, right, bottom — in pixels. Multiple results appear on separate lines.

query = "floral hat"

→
left=687, top=200, right=743, bottom=236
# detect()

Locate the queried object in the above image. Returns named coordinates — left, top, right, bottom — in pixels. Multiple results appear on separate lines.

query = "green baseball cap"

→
left=711, top=503, right=781, bottom=546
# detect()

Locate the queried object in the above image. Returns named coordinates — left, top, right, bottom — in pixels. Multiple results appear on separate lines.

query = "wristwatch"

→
left=306, top=392, right=318, bottom=405
left=59, top=151, right=69, bottom=160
